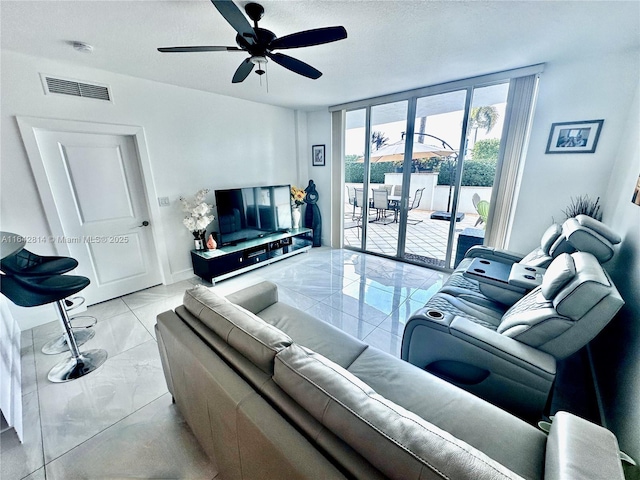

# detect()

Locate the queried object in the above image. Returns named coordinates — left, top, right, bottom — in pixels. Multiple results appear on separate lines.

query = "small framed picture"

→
left=632, top=174, right=640, bottom=207
left=312, top=144, right=325, bottom=166
left=545, top=119, right=604, bottom=154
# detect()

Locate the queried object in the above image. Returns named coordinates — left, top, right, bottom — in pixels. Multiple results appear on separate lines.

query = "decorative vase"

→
left=292, top=206, right=301, bottom=229
left=207, top=233, right=217, bottom=250
left=193, top=230, right=207, bottom=250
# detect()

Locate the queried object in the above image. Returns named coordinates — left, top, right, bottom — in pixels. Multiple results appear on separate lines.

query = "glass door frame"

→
left=335, top=64, right=544, bottom=270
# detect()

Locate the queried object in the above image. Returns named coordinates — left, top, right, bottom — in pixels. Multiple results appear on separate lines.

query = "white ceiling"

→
left=2, top=1, right=639, bottom=111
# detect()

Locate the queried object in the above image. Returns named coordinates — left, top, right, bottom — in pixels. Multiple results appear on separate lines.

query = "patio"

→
left=343, top=205, right=481, bottom=269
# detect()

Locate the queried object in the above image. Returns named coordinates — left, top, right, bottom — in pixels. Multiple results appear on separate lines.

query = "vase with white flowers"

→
left=180, top=189, right=215, bottom=250
left=290, top=185, right=305, bottom=229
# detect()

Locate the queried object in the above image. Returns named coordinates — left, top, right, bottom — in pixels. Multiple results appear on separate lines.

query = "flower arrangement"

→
left=179, top=189, right=214, bottom=243
left=290, top=186, right=305, bottom=207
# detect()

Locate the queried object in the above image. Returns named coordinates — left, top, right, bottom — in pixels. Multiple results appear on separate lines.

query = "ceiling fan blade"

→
left=267, top=53, right=322, bottom=79
left=232, top=58, right=255, bottom=83
left=157, top=46, right=242, bottom=53
left=211, top=0, right=256, bottom=45
left=269, top=26, right=347, bottom=50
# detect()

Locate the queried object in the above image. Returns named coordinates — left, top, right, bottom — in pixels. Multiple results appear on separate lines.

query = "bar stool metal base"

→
left=47, top=349, right=108, bottom=383
left=41, top=328, right=95, bottom=355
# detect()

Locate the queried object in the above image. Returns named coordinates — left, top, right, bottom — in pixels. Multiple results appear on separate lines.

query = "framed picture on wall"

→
left=632, top=174, right=640, bottom=207
left=312, top=144, right=325, bottom=166
left=545, top=119, right=604, bottom=154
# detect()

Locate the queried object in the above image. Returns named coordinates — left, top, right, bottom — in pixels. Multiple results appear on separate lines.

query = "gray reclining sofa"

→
left=402, top=214, right=624, bottom=421
left=156, top=281, right=624, bottom=480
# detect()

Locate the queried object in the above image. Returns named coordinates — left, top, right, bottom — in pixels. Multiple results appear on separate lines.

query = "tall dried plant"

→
left=563, top=195, right=602, bottom=221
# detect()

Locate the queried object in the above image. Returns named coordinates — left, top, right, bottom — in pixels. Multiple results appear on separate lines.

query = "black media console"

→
left=190, top=227, right=313, bottom=283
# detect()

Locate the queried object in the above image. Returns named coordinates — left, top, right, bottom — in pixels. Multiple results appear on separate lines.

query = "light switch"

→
left=158, top=197, right=170, bottom=207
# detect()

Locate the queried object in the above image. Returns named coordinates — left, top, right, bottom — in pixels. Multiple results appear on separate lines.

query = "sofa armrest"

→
left=450, top=317, right=556, bottom=378
left=402, top=314, right=556, bottom=419
left=405, top=307, right=455, bottom=332
left=545, top=411, right=624, bottom=480
left=225, top=281, right=279, bottom=314
left=464, top=246, right=525, bottom=265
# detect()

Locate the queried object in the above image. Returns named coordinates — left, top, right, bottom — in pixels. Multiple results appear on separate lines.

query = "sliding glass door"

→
left=338, top=66, right=541, bottom=270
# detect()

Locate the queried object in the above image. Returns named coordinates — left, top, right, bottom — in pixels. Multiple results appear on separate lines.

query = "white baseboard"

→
left=170, top=268, right=197, bottom=284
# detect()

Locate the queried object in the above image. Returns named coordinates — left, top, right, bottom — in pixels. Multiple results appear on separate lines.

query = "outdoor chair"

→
left=472, top=193, right=481, bottom=210
left=474, top=200, right=490, bottom=227
left=345, top=185, right=356, bottom=219
left=372, top=189, right=397, bottom=224
left=406, top=188, right=425, bottom=225
left=354, top=188, right=375, bottom=223
left=381, top=184, right=393, bottom=195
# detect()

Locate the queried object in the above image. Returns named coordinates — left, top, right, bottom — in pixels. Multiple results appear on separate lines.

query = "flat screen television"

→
left=215, top=184, right=293, bottom=246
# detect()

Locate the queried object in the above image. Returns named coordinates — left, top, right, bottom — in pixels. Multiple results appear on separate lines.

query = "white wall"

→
left=508, top=51, right=640, bottom=253
left=303, top=110, right=332, bottom=245
left=590, top=79, right=640, bottom=466
left=1, top=51, right=299, bottom=328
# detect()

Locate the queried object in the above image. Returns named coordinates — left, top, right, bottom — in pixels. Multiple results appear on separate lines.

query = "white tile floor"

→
left=2, top=247, right=446, bottom=480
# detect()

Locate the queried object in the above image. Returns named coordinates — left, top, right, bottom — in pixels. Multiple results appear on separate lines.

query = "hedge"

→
left=345, top=157, right=496, bottom=187
left=345, top=161, right=397, bottom=184
left=437, top=159, right=496, bottom=187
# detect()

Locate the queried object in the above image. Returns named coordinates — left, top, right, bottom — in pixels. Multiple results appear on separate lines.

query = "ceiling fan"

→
left=158, top=1, right=347, bottom=83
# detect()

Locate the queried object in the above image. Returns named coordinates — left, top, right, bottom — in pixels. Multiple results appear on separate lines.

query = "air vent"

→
left=41, top=74, right=112, bottom=102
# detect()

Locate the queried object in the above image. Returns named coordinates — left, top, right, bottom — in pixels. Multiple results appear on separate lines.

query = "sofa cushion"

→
left=183, top=285, right=292, bottom=374
left=541, top=253, right=576, bottom=300
left=539, top=223, right=562, bottom=254
left=257, top=302, right=368, bottom=369
left=576, top=214, right=621, bottom=244
left=346, top=346, right=546, bottom=480
left=274, top=343, right=524, bottom=480
left=562, top=216, right=620, bottom=263
left=552, top=252, right=612, bottom=320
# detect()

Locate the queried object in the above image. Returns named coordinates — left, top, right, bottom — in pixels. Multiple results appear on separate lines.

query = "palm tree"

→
left=371, top=131, right=389, bottom=151
left=469, top=106, right=499, bottom=144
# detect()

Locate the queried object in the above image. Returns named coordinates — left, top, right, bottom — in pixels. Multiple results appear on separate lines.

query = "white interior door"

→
left=33, top=130, right=161, bottom=304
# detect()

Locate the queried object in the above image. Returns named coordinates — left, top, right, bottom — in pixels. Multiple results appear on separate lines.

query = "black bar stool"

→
left=0, top=273, right=107, bottom=382
left=0, top=248, right=97, bottom=354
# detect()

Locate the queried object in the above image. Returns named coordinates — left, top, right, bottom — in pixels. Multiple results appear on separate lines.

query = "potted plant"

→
left=180, top=188, right=215, bottom=250
left=563, top=195, right=602, bottom=221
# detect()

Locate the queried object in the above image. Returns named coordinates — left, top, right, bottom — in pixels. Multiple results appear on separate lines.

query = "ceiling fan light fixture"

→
left=250, top=56, right=267, bottom=66
left=158, top=1, right=347, bottom=83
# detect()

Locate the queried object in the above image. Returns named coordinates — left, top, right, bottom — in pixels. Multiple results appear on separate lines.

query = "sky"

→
left=345, top=103, right=507, bottom=158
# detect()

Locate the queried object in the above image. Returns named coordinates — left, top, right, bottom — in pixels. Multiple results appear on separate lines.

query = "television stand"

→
left=190, top=228, right=313, bottom=284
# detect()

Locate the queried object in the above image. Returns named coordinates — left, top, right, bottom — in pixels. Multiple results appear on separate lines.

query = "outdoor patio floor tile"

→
left=344, top=206, right=480, bottom=269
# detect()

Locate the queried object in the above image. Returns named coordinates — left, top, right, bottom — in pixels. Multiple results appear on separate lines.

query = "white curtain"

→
left=485, top=74, right=540, bottom=249
left=330, top=110, right=345, bottom=247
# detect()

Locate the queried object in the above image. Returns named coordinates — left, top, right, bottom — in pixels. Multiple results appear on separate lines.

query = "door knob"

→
left=138, top=221, right=150, bottom=227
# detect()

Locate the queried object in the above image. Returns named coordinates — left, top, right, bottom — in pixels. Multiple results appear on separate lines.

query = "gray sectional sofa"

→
left=155, top=281, right=624, bottom=480
left=402, top=216, right=624, bottom=421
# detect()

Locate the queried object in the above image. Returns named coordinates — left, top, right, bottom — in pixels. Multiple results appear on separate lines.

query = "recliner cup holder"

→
left=426, top=309, right=445, bottom=320
left=479, top=260, right=490, bottom=265
left=524, top=267, right=536, bottom=272
left=473, top=268, right=486, bottom=274
left=524, top=275, right=536, bottom=280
